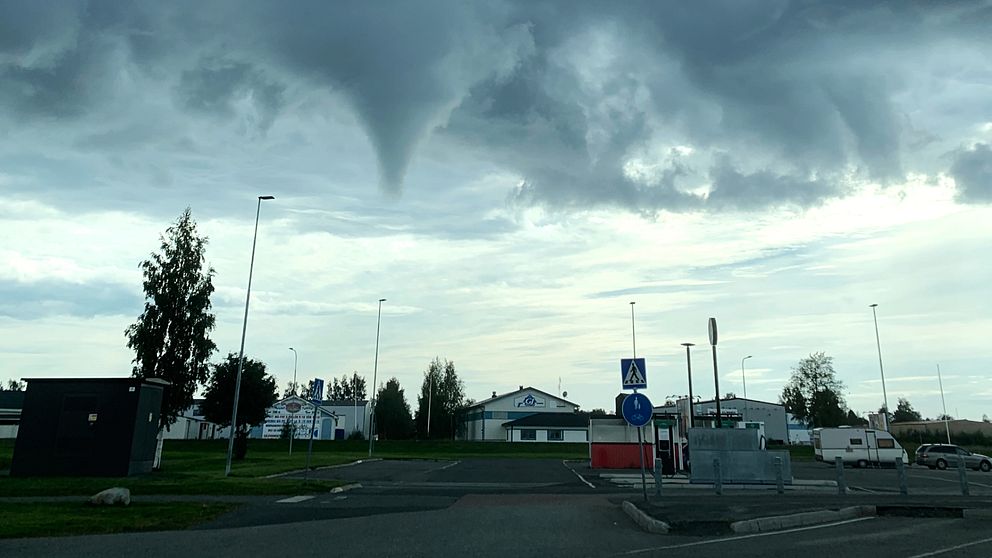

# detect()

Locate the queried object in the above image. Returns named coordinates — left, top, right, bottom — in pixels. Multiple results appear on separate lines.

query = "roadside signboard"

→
left=708, top=317, right=718, bottom=346
left=620, top=358, right=647, bottom=390
left=286, top=401, right=302, bottom=414
left=311, top=378, right=324, bottom=403
left=622, top=393, right=653, bottom=427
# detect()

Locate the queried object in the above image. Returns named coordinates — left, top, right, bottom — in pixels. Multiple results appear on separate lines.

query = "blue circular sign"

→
left=622, top=393, right=653, bottom=427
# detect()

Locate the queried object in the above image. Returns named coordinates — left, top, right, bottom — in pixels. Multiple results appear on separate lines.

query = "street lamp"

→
left=741, top=355, right=752, bottom=422
left=368, top=298, right=386, bottom=456
left=288, top=347, right=298, bottom=455
left=629, top=302, right=637, bottom=357
left=869, top=304, right=890, bottom=431
left=681, top=343, right=695, bottom=429
left=224, top=194, right=275, bottom=476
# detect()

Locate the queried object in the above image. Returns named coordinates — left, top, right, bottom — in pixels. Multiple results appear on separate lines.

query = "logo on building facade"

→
left=514, top=394, right=546, bottom=408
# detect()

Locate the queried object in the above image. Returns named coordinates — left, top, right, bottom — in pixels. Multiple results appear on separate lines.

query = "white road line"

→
left=620, top=517, right=874, bottom=555
left=907, top=473, right=992, bottom=488
left=276, top=495, right=315, bottom=504
left=907, top=535, right=992, bottom=558
left=438, top=460, right=461, bottom=471
left=563, top=460, right=595, bottom=489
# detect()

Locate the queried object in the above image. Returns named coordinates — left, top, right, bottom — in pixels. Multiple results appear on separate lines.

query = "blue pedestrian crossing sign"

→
left=622, top=392, right=653, bottom=427
left=311, top=378, right=324, bottom=403
left=620, top=358, right=647, bottom=390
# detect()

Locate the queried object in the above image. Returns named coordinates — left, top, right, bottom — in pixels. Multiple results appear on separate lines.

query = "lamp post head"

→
left=629, top=301, right=635, bottom=305
left=379, top=298, right=386, bottom=303
left=258, top=195, right=275, bottom=200
left=744, top=355, right=752, bottom=360
left=681, top=342, right=695, bottom=347
left=869, top=303, right=878, bottom=308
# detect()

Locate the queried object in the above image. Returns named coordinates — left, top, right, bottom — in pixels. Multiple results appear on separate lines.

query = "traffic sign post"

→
left=708, top=318, right=722, bottom=428
left=620, top=358, right=647, bottom=390
left=304, top=378, right=324, bottom=481
left=622, top=392, right=653, bottom=502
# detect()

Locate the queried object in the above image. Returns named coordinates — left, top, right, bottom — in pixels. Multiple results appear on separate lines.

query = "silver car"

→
left=918, top=444, right=992, bottom=472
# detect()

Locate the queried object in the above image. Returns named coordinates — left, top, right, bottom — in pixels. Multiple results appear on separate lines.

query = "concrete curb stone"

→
left=730, top=505, right=876, bottom=533
left=963, top=508, right=992, bottom=520
left=622, top=501, right=670, bottom=534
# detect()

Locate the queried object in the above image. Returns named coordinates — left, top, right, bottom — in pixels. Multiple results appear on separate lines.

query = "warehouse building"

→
left=0, top=390, right=24, bottom=439
left=460, top=387, right=580, bottom=441
left=653, top=396, right=789, bottom=444
left=246, top=396, right=369, bottom=440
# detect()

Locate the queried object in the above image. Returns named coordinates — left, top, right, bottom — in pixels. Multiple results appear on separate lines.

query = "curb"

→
left=263, top=458, right=382, bottom=479
left=964, top=508, right=992, bottom=520
left=330, top=483, right=362, bottom=494
left=731, top=505, right=876, bottom=533
left=622, top=501, right=670, bottom=534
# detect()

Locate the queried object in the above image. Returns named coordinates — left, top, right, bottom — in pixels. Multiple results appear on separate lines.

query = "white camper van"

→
left=812, top=427, right=909, bottom=467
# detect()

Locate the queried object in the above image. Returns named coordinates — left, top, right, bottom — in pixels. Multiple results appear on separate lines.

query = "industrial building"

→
left=162, top=399, right=219, bottom=440
left=0, top=390, right=24, bottom=439
left=890, top=419, right=992, bottom=440
left=246, top=396, right=370, bottom=440
left=653, top=396, right=789, bottom=444
left=460, top=387, right=581, bottom=441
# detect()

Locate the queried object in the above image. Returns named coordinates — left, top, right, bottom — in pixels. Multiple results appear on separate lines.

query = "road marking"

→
left=334, top=495, right=347, bottom=500
left=563, top=460, right=595, bottom=489
left=620, top=517, right=874, bottom=555
left=907, top=535, right=992, bottom=558
left=276, top=495, right=315, bottom=504
left=907, top=473, right=992, bottom=488
left=438, top=460, right=461, bottom=471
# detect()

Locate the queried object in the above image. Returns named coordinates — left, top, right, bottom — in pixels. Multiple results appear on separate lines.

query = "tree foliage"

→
left=414, top=357, right=465, bottom=439
left=374, top=378, right=415, bottom=440
left=125, top=208, right=216, bottom=429
left=328, top=372, right=368, bottom=401
left=893, top=397, right=923, bottom=422
left=780, top=352, right=847, bottom=428
left=201, top=353, right=278, bottom=432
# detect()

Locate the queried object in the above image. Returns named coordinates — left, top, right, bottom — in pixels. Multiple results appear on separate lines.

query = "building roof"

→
left=0, top=391, right=25, bottom=410
left=503, top=413, right=590, bottom=428
left=654, top=396, right=784, bottom=410
left=466, top=386, right=578, bottom=409
left=892, top=419, right=989, bottom=427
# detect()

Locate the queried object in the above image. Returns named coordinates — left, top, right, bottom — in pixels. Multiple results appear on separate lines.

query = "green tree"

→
left=125, top=208, right=216, bottom=429
left=780, top=352, right=846, bottom=428
left=415, top=357, right=465, bottom=439
left=282, top=381, right=301, bottom=398
left=374, top=378, right=415, bottom=440
left=201, top=353, right=278, bottom=459
left=589, top=408, right=610, bottom=417
left=893, top=397, right=923, bottom=422
left=328, top=373, right=367, bottom=401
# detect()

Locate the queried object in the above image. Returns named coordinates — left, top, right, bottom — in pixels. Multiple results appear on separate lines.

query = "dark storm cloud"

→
left=950, top=143, right=992, bottom=203
left=0, top=0, right=989, bottom=215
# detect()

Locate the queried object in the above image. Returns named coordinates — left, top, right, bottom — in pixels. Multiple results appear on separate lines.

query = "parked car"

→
left=914, top=444, right=932, bottom=466
left=917, top=444, right=992, bottom=472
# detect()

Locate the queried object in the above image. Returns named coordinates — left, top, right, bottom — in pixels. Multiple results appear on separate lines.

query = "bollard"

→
left=654, top=459, right=662, bottom=498
left=714, top=457, right=723, bottom=496
left=835, top=456, right=847, bottom=495
left=774, top=456, right=784, bottom=494
left=895, top=457, right=908, bottom=496
left=958, top=456, right=970, bottom=496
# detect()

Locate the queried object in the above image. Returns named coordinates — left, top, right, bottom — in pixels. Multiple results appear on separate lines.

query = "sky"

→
left=1, top=1, right=991, bottom=421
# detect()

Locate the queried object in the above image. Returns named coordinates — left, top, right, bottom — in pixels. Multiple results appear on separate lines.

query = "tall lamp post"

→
left=681, top=343, right=695, bottom=429
left=937, top=364, right=951, bottom=444
left=288, top=347, right=298, bottom=455
left=741, top=355, right=752, bottom=422
left=368, top=298, right=386, bottom=457
left=869, top=304, right=890, bottom=431
left=224, top=194, right=275, bottom=476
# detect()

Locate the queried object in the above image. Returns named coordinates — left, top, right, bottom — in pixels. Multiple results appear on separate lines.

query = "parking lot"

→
left=792, top=461, right=992, bottom=495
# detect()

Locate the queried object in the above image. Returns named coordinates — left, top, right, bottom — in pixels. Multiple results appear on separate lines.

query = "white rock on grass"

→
left=90, top=487, right=131, bottom=506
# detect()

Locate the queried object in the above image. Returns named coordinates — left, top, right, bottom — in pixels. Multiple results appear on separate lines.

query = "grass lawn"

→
left=0, top=438, right=586, bottom=497
left=0, top=502, right=238, bottom=539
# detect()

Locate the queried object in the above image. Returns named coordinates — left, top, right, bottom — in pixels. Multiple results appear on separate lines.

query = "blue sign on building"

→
left=622, top=392, right=653, bottom=427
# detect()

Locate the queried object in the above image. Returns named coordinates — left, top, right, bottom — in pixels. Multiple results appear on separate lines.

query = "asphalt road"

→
left=792, top=461, right=992, bottom=495
left=5, top=458, right=992, bottom=557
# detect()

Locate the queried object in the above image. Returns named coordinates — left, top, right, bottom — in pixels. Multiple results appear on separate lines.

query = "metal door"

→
left=866, top=430, right=878, bottom=465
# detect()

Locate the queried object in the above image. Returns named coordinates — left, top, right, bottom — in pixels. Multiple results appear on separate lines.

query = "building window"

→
left=877, top=439, right=895, bottom=449
left=850, top=438, right=863, bottom=446
left=547, top=429, right=563, bottom=441
left=520, top=429, right=536, bottom=441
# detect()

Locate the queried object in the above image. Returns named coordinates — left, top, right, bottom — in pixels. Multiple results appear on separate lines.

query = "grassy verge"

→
left=0, top=502, right=238, bottom=539
left=0, top=438, right=585, bottom=497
